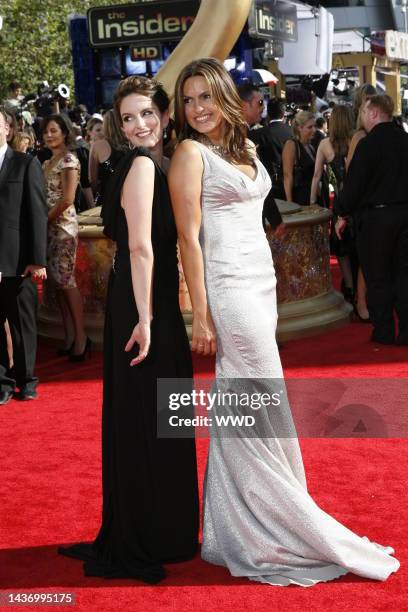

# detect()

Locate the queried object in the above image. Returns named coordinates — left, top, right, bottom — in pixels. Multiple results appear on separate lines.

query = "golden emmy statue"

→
left=38, top=0, right=351, bottom=346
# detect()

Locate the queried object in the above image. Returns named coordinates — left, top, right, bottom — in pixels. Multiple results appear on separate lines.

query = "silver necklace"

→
left=199, top=135, right=229, bottom=158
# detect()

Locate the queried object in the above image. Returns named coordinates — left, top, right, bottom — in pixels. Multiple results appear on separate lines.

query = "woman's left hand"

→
left=125, top=322, right=151, bottom=366
left=192, top=310, right=217, bottom=356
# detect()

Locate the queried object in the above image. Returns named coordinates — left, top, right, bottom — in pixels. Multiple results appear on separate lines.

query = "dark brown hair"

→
left=113, top=75, right=169, bottom=124
left=174, top=57, right=252, bottom=165
left=40, top=113, right=76, bottom=148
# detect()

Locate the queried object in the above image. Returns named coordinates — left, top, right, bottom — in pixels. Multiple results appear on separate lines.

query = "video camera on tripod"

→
left=20, top=81, right=70, bottom=117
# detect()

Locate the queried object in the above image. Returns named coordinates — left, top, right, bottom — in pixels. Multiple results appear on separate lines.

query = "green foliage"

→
left=0, top=0, right=134, bottom=100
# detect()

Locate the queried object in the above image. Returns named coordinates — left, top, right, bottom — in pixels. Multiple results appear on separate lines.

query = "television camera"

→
left=19, top=81, right=70, bottom=118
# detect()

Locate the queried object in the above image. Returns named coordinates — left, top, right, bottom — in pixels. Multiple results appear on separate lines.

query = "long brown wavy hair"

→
left=328, top=105, right=354, bottom=156
left=174, top=58, right=252, bottom=165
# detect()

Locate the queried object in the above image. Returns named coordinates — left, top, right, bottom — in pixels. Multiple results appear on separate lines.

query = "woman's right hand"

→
left=125, top=322, right=151, bottom=366
left=192, top=311, right=217, bottom=356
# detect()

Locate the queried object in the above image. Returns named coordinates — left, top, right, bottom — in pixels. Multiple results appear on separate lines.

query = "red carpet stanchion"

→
left=0, top=266, right=407, bottom=610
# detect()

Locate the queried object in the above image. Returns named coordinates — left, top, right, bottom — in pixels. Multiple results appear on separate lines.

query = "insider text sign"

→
left=249, top=0, right=298, bottom=43
left=88, top=0, right=199, bottom=48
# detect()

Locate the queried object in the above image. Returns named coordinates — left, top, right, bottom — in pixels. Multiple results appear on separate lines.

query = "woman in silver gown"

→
left=168, top=58, right=399, bottom=587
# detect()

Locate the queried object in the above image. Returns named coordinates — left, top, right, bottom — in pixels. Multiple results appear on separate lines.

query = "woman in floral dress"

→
left=41, top=114, right=89, bottom=361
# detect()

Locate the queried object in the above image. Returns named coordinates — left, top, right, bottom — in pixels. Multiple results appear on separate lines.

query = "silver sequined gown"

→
left=192, top=140, right=399, bottom=587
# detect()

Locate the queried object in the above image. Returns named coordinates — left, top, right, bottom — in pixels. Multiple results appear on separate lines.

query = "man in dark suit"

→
left=237, top=88, right=285, bottom=234
left=237, top=83, right=265, bottom=129
left=311, top=116, right=327, bottom=151
left=249, top=98, right=292, bottom=234
left=249, top=98, right=293, bottom=200
left=0, top=107, right=48, bottom=404
left=336, top=95, right=408, bottom=345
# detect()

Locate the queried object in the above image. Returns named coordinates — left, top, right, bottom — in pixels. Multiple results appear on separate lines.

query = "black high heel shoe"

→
left=56, top=341, right=75, bottom=357
left=69, top=337, right=92, bottom=362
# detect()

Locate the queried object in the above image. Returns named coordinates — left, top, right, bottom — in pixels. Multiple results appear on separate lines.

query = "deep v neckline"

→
left=203, top=145, right=259, bottom=184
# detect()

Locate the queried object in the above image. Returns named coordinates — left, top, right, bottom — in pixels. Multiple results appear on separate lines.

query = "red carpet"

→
left=1, top=268, right=407, bottom=610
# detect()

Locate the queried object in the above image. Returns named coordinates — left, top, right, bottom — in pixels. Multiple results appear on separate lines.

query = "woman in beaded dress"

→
left=169, top=57, right=399, bottom=587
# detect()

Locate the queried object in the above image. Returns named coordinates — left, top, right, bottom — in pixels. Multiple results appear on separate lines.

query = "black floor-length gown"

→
left=59, top=149, right=199, bottom=583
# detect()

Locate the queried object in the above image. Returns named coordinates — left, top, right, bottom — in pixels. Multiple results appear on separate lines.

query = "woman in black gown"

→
left=310, top=105, right=358, bottom=303
left=59, top=76, right=199, bottom=583
left=282, top=110, right=316, bottom=205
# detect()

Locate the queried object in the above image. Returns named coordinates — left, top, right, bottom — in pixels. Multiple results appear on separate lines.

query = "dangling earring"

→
left=163, top=126, right=168, bottom=140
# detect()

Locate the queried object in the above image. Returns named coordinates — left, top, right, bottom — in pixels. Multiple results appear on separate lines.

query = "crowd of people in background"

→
left=238, top=82, right=408, bottom=332
left=0, top=83, right=115, bottom=402
left=0, top=59, right=404, bottom=587
left=1, top=74, right=407, bottom=407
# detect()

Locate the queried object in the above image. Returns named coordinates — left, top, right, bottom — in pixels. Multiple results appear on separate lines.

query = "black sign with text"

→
left=88, top=0, right=200, bottom=48
left=249, top=0, right=298, bottom=43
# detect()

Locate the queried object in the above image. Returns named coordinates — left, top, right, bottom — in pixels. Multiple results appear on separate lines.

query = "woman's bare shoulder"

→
left=129, top=154, right=155, bottom=172
left=171, top=139, right=203, bottom=165
left=175, top=139, right=201, bottom=153
left=283, top=138, right=295, bottom=153
left=319, top=137, right=333, bottom=155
